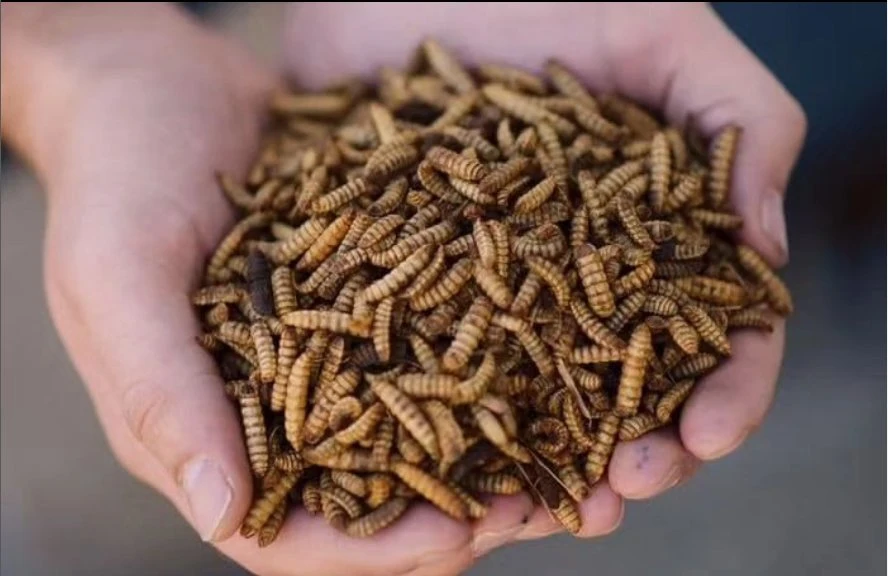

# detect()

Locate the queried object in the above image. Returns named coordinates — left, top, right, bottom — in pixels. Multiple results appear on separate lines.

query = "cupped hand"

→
left=281, top=0, right=806, bottom=556
left=27, top=4, right=526, bottom=576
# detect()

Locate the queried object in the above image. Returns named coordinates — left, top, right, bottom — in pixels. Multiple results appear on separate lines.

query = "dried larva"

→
left=492, top=313, right=555, bottom=378
left=482, top=83, right=576, bottom=138
left=206, top=212, right=273, bottom=283
left=736, top=245, right=794, bottom=315
left=425, top=145, right=487, bottom=181
left=335, top=402, right=386, bottom=447
left=328, top=396, right=364, bottom=432
left=666, top=315, right=700, bottom=354
left=527, top=417, right=571, bottom=457
left=558, top=462, right=591, bottom=502
left=618, top=412, right=664, bottom=441
left=245, top=250, right=275, bottom=316
left=346, top=497, right=409, bottom=538
left=268, top=216, right=331, bottom=265
left=371, top=297, right=396, bottom=363
left=204, top=302, right=230, bottom=328
left=270, top=267, right=297, bottom=316
left=422, top=38, right=476, bottom=94
left=421, top=400, right=467, bottom=474
left=439, top=126, right=500, bottom=160
left=192, top=283, right=246, bottom=307
left=707, top=125, right=741, bottom=208
left=612, top=259, right=656, bottom=298
left=673, top=276, right=747, bottom=307
left=614, top=324, right=652, bottom=417
left=544, top=59, right=599, bottom=111
left=235, top=381, right=269, bottom=478
left=370, top=378, right=441, bottom=461
left=471, top=220, right=497, bottom=269
left=472, top=263, right=515, bottom=309
left=574, top=244, right=617, bottom=318
left=483, top=161, right=533, bottom=204
left=524, top=256, right=570, bottom=309
left=241, top=472, right=299, bottom=538
left=462, top=472, right=523, bottom=495
left=391, top=460, right=468, bottom=520
left=439, top=296, right=495, bottom=373
left=681, top=304, right=731, bottom=356
left=672, top=353, right=718, bottom=379
left=656, top=378, right=695, bottom=423
left=689, top=209, right=744, bottom=230
left=583, top=411, right=620, bottom=484
left=250, top=321, right=276, bottom=383
left=570, top=297, right=627, bottom=350
left=728, top=308, right=775, bottom=332
left=643, top=294, right=680, bottom=317
left=649, top=132, right=671, bottom=213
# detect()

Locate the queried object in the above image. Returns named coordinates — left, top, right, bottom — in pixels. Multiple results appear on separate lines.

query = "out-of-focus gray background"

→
left=2, top=3, right=885, bottom=575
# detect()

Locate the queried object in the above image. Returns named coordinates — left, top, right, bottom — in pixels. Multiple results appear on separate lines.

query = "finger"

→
left=680, top=320, right=786, bottom=460
left=51, top=223, right=256, bottom=543
left=514, top=481, right=623, bottom=541
left=608, top=428, right=700, bottom=500
left=221, top=502, right=472, bottom=576
left=470, top=493, right=535, bottom=558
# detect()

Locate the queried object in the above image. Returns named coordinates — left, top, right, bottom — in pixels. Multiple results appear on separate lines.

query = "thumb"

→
left=45, top=221, right=255, bottom=543
left=604, top=3, right=807, bottom=267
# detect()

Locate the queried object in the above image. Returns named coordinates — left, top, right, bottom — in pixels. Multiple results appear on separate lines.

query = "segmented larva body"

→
left=585, top=411, right=621, bottom=484
left=391, top=460, right=468, bottom=521
left=441, top=296, right=495, bottom=374
left=570, top=297, right=626, bottom=350
left=346, top=497, right=410, bottom=538
left=250, top=321, right=276, bottom=383
left=575, top=244, right=616, bottom=318
left=649, top=132, right=671, bottom=213
left=241, top=472, right=299, bottom=538
left=656, top=378, right=696, bottom=423
left=618, top=412, right=664, bottom=441
left=524, top=256, right=571, bottom=309
left=615, top=324, right=653, bottom=417
left=736, top=245, right=794, bottom=315
left=707, top=125, right=741, bottom=209
left=667, top=314, right=700, bottom=354
left=681, top=304, right=731, bottom=356
left=370, top=379, right=441, bottom=461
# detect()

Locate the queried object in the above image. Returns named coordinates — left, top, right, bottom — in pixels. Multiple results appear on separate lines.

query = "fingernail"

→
left=706, top=428, right=750, bottom=461
left=183, top=458, right=233, bottom=542
left=660, top=464, right=684, bottom=492
left=761, top=191, right=788, bottom=261
left=472, top=525, right=524, bottom=558
left=514, top=522, right=561, bottom=541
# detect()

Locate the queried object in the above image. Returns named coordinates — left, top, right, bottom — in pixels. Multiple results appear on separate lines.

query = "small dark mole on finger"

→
left=636, top=444, right=650, bottom=470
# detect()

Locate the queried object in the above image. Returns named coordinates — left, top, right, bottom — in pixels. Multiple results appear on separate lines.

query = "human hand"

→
left=1, top=4, right=540, bottom=576
left=280, top=0, right=806, bottom=564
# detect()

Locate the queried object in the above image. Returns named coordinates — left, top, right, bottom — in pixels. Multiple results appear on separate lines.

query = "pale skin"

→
left=1, top=3, right=806, bottom=576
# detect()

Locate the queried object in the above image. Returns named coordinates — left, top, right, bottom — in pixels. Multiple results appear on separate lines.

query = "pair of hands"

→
left=1, top=3, right=805, bottom=576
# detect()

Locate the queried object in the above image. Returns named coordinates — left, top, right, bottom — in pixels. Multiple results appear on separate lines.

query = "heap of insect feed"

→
left=190, top=39, right=794, bottom=545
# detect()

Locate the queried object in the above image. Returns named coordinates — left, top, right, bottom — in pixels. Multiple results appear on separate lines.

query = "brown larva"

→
left=250, top=321, right=276, bottom=384
left=618, top=412, right=665, bottom=441
left=736, top=245, right=794, bottom=315
left=614, top=323, right=653, bottom=417
left=656, top=378, right=696, bottom=423
left=346, top=497, right=410, bottom=538
left=681, top=304, right=732, bottom=356
left=481, top=83, right=576, bottom=139
left=575, top=244, right=617, bottom=318
left=370, top=378, right=441, bottom=461
left=707, top=125, right=741, bottom=209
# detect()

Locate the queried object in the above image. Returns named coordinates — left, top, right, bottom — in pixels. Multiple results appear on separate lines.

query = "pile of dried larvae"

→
left=190, top=39, right=793, bottom=546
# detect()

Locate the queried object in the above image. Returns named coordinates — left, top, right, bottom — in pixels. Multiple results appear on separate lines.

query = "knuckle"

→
left=121, top=378, right=171, bottom=456
left=784, top=95, right=809, bottom=145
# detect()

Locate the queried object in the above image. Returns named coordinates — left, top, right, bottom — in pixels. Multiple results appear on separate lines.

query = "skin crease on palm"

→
left=0, top=3, right=806, bottom=576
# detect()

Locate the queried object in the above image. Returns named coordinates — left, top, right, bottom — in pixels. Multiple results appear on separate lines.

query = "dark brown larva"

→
left=194, top=40, right=792, bottom=544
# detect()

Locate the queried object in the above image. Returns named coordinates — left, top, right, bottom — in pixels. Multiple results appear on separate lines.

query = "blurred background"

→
left=1, top=3, right=885, bottom=575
